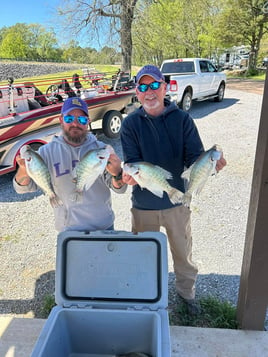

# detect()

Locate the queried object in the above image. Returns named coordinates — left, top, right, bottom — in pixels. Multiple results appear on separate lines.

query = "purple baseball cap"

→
left=61, top=97, right=89, bottom=116
left=136, top=65, right=165, bottom=83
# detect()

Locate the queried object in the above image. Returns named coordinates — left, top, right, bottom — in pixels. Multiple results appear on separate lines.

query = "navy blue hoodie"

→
left=121, top=99, right=204, bottom=210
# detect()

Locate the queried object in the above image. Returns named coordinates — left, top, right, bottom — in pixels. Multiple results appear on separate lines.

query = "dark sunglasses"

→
left=63, top=115, right=89, bottom=125
left=137, top=81, right=163, bottom=93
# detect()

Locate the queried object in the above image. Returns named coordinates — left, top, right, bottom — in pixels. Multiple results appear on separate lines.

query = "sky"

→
left=0, top=0, right=107, bottom=49
left=0, top=0, right=60, bottom=29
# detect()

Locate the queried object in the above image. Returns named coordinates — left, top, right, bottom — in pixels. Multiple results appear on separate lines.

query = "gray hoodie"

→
left=14, top=133, right=126, bottom=232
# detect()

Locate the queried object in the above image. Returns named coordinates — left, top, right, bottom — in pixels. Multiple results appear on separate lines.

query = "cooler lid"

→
left=55, top=230, right=168, bottom=310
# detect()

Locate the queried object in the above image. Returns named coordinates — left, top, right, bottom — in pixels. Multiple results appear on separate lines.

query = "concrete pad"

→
left=1, top=316, right=268, bottom=356
left=171, top=326, right=268, bottom=356
left=0, top=316, right=44, bottom=357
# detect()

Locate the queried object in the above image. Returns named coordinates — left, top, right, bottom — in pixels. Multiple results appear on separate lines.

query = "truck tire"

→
left=180, top=91, right=192, bottom=112
left=102, top=110, right=123, bottom=139
left=214, top=83, right=225, bottom=102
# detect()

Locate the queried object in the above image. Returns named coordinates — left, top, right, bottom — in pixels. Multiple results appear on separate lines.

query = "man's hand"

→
left=216, top=155, right=227, bottom=172
left=106, top=153, right=122, bottom=177
left=14, top=154, right=31, bottom=185
left=122, top=172, right=137, bottom=186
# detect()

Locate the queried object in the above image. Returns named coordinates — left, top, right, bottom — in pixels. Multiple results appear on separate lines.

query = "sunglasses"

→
left=63, top=115, right=89, bottom=125
left=137, top=81, right=163, bottom=93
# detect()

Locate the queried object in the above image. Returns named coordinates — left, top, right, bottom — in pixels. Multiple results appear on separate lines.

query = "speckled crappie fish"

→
left=71, top=144, right=113, bottom=201
left=181, top=144, right=223, bottom=207
left=20, top=145, right=62, bottom=208
left=123, top=161, right=183, bottom=204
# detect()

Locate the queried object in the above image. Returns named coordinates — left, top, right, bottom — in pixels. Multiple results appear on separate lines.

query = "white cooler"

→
left=31, top=230, right=171, bottom=357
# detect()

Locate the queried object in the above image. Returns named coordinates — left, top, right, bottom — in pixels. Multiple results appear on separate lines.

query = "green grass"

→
left=169, top=296, right=239, bottom=329
left=41, top=293, right=239, bottom=330
left=0, top=235, right=14, bottom=242
left=226, top=69, right=266, bottom=81
left=0, top=63, right=141, bottom=94
left=41, top=294, right=56, bottom=318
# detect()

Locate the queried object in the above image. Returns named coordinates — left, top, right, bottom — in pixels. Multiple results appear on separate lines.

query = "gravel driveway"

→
left=0, top=85, right=267, bottom=327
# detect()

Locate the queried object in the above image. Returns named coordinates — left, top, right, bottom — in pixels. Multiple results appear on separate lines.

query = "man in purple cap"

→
left=121, top=65, right=226, bottom=314
left=14, top=97, right=126, bottom=233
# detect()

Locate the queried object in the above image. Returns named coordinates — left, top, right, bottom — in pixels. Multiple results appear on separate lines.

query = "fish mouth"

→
left=214, top=144, right=223, bottom=152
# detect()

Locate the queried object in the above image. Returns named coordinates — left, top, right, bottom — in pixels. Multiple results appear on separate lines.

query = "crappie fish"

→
left=123, top=162, right=183, bottom=204
left=181, top=144, right=223, bottom=207
left=20, top=145, right=62, bottom=208
left=71, top=145, right=113, bottom=201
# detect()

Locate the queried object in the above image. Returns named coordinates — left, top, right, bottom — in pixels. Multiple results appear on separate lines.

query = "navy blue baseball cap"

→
left=136, top=65, right=165, bottom=83
left=61, top=97, right=88, bottom=116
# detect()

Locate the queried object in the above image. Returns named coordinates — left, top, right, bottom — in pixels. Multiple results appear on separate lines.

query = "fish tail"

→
left=168, top=188, right=183, bottom=204
left=182, top=192, right=192, bottom=208
left=49, top=194, right=63, bottom=208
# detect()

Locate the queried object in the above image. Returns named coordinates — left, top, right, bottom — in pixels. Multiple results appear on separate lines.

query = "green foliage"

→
left=0, top=0, right=267, bottom=70
left=0, top=23, right=59, bottom=61
left=41, top=294, right=56, bottom=318
left=169, top=296, right=239, bottom=329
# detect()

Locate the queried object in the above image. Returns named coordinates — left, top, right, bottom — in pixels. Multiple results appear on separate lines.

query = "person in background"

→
left=121, top=65, right=226, bottom=314
left=14, top=97, right=126, bottom=232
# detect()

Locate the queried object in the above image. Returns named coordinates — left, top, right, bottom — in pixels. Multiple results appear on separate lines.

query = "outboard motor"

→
left=8, top=77, right=16, bottom=114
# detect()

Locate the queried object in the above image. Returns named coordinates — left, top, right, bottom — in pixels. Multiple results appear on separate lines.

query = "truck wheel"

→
left=214, top=83, right=225, bottom=102
left=180, top=92, right=192, bottom=112
left=102, top=110, right=123, bottom=139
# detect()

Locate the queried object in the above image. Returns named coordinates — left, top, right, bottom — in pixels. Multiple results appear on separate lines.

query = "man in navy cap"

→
left=121, top=65, right=226, bottom=314
left=14, top=97, right=126, bottom=232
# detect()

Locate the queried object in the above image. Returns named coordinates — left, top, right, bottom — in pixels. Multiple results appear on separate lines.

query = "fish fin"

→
left=168, top=188, right=183, bottom=204
left=181, top=164, right=193, bottom=180
left=148, top=187, right=164, bottom=198
left=182, top=192, right=192, bottom=208
left=84, top=176, right=99, bottom=190
left=49, top=194, right=63, bottom=208
left=154, top=165, right=173, bottom=179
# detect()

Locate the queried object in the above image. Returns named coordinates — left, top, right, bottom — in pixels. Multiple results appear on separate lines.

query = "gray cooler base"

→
left=32, top=306, right=167, bottom=357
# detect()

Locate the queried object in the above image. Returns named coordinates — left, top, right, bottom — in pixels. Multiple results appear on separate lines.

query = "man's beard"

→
left=63, top=127, right=87, bottom=145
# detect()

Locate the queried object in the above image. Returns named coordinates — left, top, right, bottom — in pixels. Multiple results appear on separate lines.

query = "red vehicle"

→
left=0, top=73, right=136, bottom=176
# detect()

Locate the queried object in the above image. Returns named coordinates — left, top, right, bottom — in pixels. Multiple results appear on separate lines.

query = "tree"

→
left=28, top=24, right=59, bottom=61
left=0, top=24, right=31, bottom=59
left=217, top=0, right=268, bottom=72
left=133, top=0, right=219, bottom=65
left=57, top=0, right=139, bottom=72
left=0, top=23, right=60, bottom=61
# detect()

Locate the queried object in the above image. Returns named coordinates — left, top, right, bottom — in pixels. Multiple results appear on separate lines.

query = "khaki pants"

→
left=131, top=205, right=198, bottom=300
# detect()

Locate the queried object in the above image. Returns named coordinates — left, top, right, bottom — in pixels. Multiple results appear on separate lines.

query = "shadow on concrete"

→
left=0, top=270, right=55, bottom=318
left=190, top=97, right=239, bottom=120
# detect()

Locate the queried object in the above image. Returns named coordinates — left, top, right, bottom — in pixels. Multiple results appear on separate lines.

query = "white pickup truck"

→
left=160, top=58, right=226, bottom=111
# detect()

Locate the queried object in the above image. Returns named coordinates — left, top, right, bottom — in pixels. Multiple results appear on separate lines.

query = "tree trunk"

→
left=120, top=1, right=137, bottom=74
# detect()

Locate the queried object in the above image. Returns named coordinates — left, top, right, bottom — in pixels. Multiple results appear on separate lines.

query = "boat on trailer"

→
left=0, top=71, right=136, bottom=175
